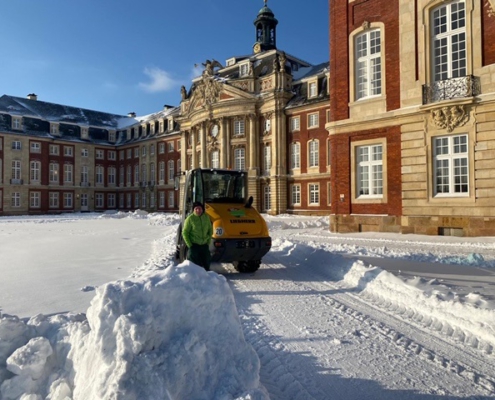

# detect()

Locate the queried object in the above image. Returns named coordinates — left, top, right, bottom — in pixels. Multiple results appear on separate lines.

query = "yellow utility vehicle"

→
left=176, top=168, right=271, bottom=273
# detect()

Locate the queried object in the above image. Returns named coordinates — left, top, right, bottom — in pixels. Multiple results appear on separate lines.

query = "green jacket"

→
left=182, top=212, right=213, bottom=248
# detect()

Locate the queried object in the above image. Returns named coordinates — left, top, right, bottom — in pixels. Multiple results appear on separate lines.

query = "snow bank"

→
left=0, top=263, right=268, bottom=400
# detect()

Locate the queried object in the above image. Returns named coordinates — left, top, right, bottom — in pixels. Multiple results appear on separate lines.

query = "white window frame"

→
left=30, top=192, right=41, bottom=208
left=49, top=163, right=59, bottom=184
left=12, top=141, right=21, bottom=150
left=309, top=140, right=319, bottom=168
left=49, top=192, right=59, bottom=208
left=290, top=116, right=300, bottom=132
left=291, top=142, right=300, bottom=169
left=11, top=192, right=21, bottom=208
left=64, top=164, right=73, bottom=184
left=355, top=29, right=382, bottom=100
left=356, top=143, right=383, bottom=198
left=433, top=134, right=469, bottom=196
left=291, top=185, right=301, bottom=206
left=63, top=192, right=73, bottom=209
left=49, top=144, right=59, bottom=155
left=30, top=161, right=41, bottom=182
left=308, top=113, right=319, bottom=128
left=309, top=183, right=320, bottom=205
left=431, top=0, right=466, bottom=83
left=234, top=120, right=245, bottom=136
left=168, top=160, right=175, bottom=182
left=211, top=150, right=220, bottom=169
left=234, top=147, right=245, bottom=170
left=30, top=142, right=41, bottom=153
left=64, top=146, right=73, bottom=157
left=308, top=81, right=318, bottom=98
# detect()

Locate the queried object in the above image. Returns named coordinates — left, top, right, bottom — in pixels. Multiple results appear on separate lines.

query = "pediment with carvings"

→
left=430, top=104, right=469, bottom=132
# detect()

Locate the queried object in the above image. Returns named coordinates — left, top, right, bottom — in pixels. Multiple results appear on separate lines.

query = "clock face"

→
left=211, top=124, right=219, bottom=137
left=254, top=43, right=261, bottom=54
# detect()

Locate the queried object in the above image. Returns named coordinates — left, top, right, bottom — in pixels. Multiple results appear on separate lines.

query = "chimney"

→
left=127, top=112, right=136, bottom=118
left=163, top=104, right=174, bottom=110
left=27, top=93, right=38, bottom=101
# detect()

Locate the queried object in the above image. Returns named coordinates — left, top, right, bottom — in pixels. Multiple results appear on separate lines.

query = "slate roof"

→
left=286, top=61, right=330, bottom=109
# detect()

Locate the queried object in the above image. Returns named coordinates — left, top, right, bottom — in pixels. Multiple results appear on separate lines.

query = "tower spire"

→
left=253, top=0, right=278, bottom=53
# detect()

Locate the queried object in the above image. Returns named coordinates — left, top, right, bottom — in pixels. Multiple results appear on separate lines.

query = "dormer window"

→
left=12, top=117, right=23, bottom=130
left=81, top=127, right=89, bottom=139
left=240, top=63, right=250, bottom=77
left=127, top=129, right=131, bottom=140
left=159, top=121, right=164, bottom=133
left=50, top=123, right=59, bottom=135
left=168, top=118, right=174, bottom=131
left=308, top=80, right=318, bottom=98
left=108, top=130, right=116, bottom=143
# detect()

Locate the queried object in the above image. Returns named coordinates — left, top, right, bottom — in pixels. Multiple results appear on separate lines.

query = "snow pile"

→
left=0, top=262, right=268, bottom=400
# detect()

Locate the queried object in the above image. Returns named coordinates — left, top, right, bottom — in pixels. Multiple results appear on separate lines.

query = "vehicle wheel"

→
left=233, top=260, right=260, bottom=273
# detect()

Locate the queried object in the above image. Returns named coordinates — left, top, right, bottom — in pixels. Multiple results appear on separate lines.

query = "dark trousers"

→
left=187, top=243, right=211, bottom=271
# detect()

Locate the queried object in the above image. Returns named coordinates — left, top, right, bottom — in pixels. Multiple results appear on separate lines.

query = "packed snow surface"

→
left=0, top=211, right=494, bottom=399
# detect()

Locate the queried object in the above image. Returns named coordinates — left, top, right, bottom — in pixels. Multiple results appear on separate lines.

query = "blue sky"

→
left=0, top=0, right=328, bottom=116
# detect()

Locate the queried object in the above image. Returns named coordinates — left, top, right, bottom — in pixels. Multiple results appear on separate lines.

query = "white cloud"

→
left=138, top=67, right=175, bottom=93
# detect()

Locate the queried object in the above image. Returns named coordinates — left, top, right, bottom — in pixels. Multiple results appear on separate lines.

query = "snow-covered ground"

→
left=0, top=212, right=494, bottom=399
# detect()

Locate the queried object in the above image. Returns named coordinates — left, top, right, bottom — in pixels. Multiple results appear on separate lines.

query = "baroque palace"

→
left=2, top=0, right=495, bottom=237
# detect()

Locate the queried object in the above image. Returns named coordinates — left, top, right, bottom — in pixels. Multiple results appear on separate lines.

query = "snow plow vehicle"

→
left=176, top=168, right=271, bottom=273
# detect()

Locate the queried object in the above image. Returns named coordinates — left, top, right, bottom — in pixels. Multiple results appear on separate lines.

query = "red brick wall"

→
left=329, top=0, right=400, bottom=121
left=482, top=2, right=495, bottom=66
left=330, top=125, right=402, bottom=216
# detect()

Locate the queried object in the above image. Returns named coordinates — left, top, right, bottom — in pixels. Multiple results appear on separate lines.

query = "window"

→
left=309, top=184, right=320, bottom=205
left=30, top=161, right=41, bottom=182
left=96, top=166, right=104, bottom=184
left=11, top=192, right=21, bottom=208
left=134, top=165, right=139, bottom=184
left=49, top=163, right=59, bottom=184
left=81, top=194, right=88, bottom=207
left=263, top=145, right=271, bottom=173
left=290, top=117, right=300, bottom=132
left=234, top=147, right=245, bottom=170
left=150, top=163, right=155, bottom=183
left=234, top=120, right=245, bottom=136
left=12, top=117, right=22, bottom=130
left=134, top=192, right=140, bottom=208
left=308, top=113, right=319, bottom=128
left=95, top=193, right=104, bottom=208
left=160, top=191, right=165, bottom=208
left=49, top=192, right=59, bottom=208
left=141, top=164, right=147, bottom=183
left=127, top=193, right=132, bottom=208
left=50, top=124, right=59, bottom=135
left=81, top=148, right=89, bottom=157
left=309, top=140, right=319, bottom=168
left=168, top=160, right=175, bottom=181
left=291, top=185, right=301, bottom=205
left=177, top=159, right=181, bottom=173
left=159, top=162, right=165, bottom=182
left=150, top=192, right=155, bottom=208
left=127, top=165, right=132, bottom=185
left=12, top=141, right=21, bottom=150
left=432, top=1, right=466, bottom=83
left=64, top=164, right=73, bottom=184
left=108, top=151, right=116, bottom=160
left=96, top=149, right=104, bottom=159
left=168, top=191, right=175, bottom=208
left=159, top=143, right=165, bottom=154
left=30, top=192, right=41, bottom=208
left=142, top=192, right=147, bottom=208
left=159, top=121, right=164, bottom=133
left=120, top=166, right=124, bottom=185
left=355, top=29, right=382, bottom=100
left=109, top=131, right=116, bottom=142
left=64, top=146, right=73, bottom=157
left=134, top=148, right=139, bottom=158
left=263, top=185, right=271, bottom=211
left=81, top=166, right=89, bottom=185
left=308, top=81, right=317, bottom=98
left=64, top=193, right=73, bottom=208
left=177, top=140, right=181, bottom=151
left=11, top=160, right=21, bottom=181
left=168, top=142, right=174, bottom=152
left=30, top=142, right=41, bottom=153
left=142, top=145, right=147, bottom=156
left=119, top=193, right=125, bottom=208
left=291, top=142, right=300, bottom=169
left=433, top=134, right=468, bottom=195
left=50, top=145, right=59, bottom=155
left=356, top=144, right=383, bottom=197
left=108, top=167, right=116, bottom=185
left=240, top=63, right=249, bottom=77
left=119, top=150, right=125, bottom=160
left=108, top=194, right=116, bottom=208
left=81, top=128, right=89, bottom=139
left=150, top=144, right=155, bottom=155
left=211, top=150, right=220, bottom=169
left=127, top=148, right=132, bottom=159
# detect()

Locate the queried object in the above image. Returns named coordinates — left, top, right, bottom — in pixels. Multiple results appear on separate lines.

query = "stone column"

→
left=200, top=123, right=207, bottom=168
left=191, top=128, right=197, bottom=169
left=220, top=118, right=228, bottom=168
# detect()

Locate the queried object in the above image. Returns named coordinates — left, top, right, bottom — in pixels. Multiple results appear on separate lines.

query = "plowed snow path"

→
left=222, top=248, right=495, bottom=399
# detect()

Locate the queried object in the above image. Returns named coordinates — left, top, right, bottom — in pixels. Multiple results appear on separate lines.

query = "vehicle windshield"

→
left=202, top=170, right=246, bottom=204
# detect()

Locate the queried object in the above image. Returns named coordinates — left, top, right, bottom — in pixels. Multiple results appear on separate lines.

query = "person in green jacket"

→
left=182, top=201, right=213, bottom=271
